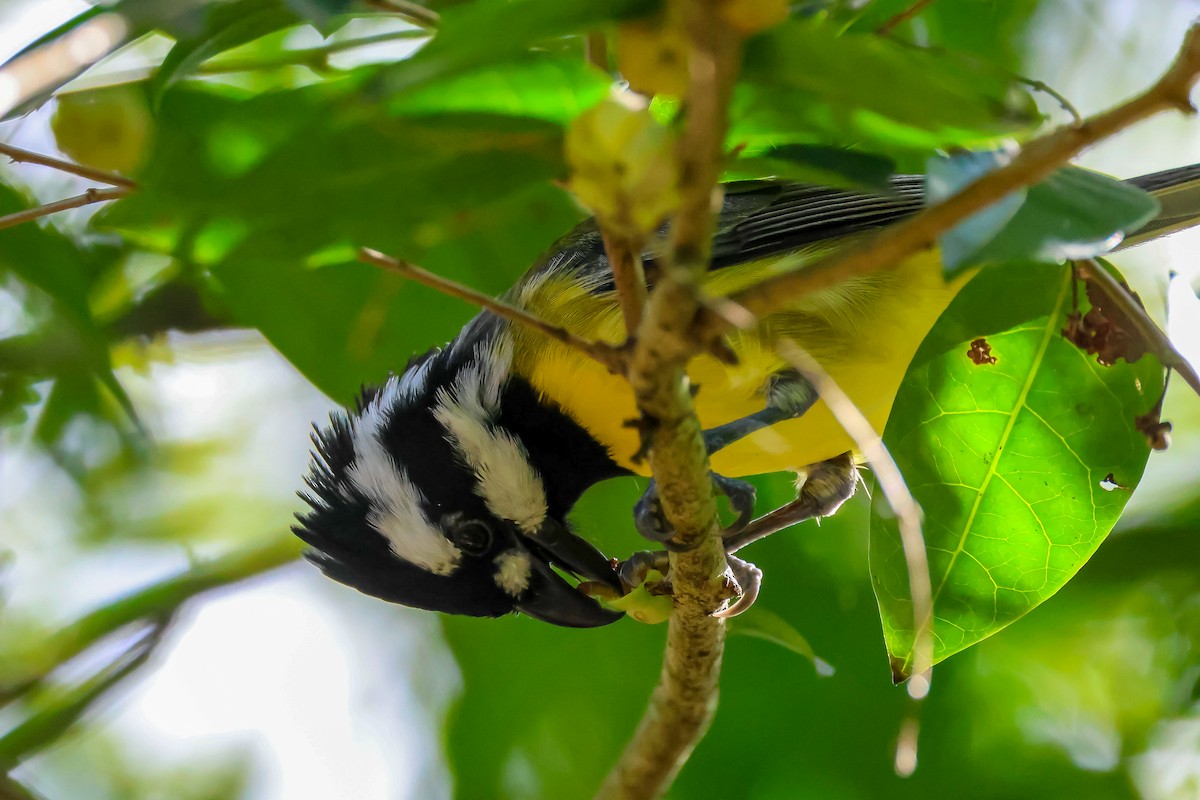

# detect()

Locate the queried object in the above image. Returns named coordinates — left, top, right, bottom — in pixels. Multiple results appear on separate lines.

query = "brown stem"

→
left=877, top=0, right=939, bottom=36
left=597, top=1, right=743, bottom=797
left=692, top=23, right=1200, bottom=345
left=0, top=142, right=137, bottom=189
left=357, top=248, right=626, bottom=373
left=0, top=187, right=128, bottom=232
left=601, top=229, right=648, bottom=336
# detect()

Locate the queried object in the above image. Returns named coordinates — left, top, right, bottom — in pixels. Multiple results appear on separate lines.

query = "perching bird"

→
left=294, top=164, right=1200, bottom=627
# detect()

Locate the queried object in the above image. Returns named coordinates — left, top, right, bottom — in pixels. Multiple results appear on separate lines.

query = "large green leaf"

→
left=387, top=55, right=609, bottom=124
left=99, top=83, right=570, bottom=261
left=733, top=19, right=1037, bottom=155
left=870, top=262, right=1163, bottom=677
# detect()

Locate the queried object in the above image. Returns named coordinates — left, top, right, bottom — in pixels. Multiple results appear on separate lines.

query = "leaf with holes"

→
left=869, top=262, right=1163, bottom=680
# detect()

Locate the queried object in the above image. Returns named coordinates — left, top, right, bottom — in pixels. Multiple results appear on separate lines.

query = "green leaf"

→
left=728, top=608, right=835, bottom=676
left=387, top=55, right=609, bottom=124
left=930, top=154, right=1162, bottom=273
left=869, top=263, right=1164, bottom=678
left=151, top=0, right=302, bottom=105
left=736, top=19, right=1037, bottom=153
left=726, top=144, right=895, bottom=190
left=99, top=84, right=570, bottom=262
left=205, top=182, right=582, bottom=404
left=379, top=0, right=655, bottom=92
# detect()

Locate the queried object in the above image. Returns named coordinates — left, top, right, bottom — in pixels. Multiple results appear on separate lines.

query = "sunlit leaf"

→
left=870, top=262, right=1164, bottom=677
left=388, top=55, right=609, bottom=124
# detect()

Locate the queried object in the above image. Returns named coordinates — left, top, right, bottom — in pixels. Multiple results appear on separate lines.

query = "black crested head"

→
left=294, top=328, right=627, bottom=627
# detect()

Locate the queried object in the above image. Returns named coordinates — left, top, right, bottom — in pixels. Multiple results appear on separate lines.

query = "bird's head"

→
left=293, top=332, right=625, bottom=627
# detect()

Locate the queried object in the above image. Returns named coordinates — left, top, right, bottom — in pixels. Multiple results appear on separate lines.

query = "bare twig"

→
left=601, top=230, right=648, bottom=336
left=0, top=142, right=136, bottom=188
left=0, top=187, right=128, bottom=232
left=692, top=23, right=1200, bottom=346
left=1079, top=258, right=1200, bottom=397
left=365, top=0, right=441, bottom=29
left=774, top=339, right=932, bottom=698
left=0, top=13, right=129, bottom=118
left=877, top=0, right=939, bottom=36
left=357, top=247, right=626, bottom=373
left=597, top=1, right=743, bottom=797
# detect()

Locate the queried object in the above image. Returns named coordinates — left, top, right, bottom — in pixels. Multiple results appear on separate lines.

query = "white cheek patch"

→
left=434, top=399, right=548, bottom=533
left=433, top=339, right=549, bottom=534
left=347, top=389, right=461, bottom=576
left=493, top=549, right=533, bottom=597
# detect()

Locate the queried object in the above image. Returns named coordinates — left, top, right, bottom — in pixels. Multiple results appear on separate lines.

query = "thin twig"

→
left=0, top=187, right=128, bottom=232
left=601, top=230, right=648, bottom=336
left=692, top=23, right=1200, bottom=345
left=357, top=247, right=626, bottom=373
left=877, top=0, right=938, bottom=36
left=365, top=0, right=441, bottom=29
left=774, top=339, right=933, bottom=699
left=0, top=142, right=137, bottom=188
left=1018, top=77, right=1083, bottom=125
left=1079, top=258, right=1200, bottom=397
left=598, top=1, right=743, bottom=797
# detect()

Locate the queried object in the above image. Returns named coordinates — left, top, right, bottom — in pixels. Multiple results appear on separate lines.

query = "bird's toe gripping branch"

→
left=633, top=472, right=757, bottom=549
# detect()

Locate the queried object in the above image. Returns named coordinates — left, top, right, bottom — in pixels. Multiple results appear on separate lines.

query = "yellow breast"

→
left=509, top=250, right=967, bottom=477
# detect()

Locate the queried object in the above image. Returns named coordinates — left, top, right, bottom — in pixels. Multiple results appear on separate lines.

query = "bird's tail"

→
left=1121, top=163, right=1200, bottom=249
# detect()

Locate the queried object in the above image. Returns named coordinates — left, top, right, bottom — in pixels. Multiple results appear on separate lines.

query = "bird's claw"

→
left=713, top=554, right=762, bottom=619
left=633, top=473, right=757, bottom=549
left=618, top=550, right=670, bottom=591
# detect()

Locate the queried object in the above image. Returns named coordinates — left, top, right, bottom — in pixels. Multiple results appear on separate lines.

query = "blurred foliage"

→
left=1, top=0, right=1199, bottom=799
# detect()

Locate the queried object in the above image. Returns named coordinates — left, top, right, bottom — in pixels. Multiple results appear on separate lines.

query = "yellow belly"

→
left=509, top=250, right=968, bottom=477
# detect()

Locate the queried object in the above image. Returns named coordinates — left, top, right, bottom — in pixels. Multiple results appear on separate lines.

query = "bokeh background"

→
left=3, top=1, right=1200, bottom=798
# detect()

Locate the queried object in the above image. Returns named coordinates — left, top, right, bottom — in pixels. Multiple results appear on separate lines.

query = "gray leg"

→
left=702, top=370, right=818, bottom=454
left=633, top=370, right=819, bottom=547
left=723, top=452, right=858, bottom=553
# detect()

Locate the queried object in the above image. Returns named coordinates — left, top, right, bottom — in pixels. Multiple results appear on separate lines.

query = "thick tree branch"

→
left=357, top=247, right=626, bottom=373
left=691, top=23, right=1200, bottom=346
left=598, top=2, right=742, bottom=797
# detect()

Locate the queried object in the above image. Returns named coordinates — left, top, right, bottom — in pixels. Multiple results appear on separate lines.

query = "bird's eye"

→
left=452, top=518, right=493, bottom=555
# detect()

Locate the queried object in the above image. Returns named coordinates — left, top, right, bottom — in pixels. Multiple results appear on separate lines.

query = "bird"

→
left=293, top=163, right=1200, bottom=627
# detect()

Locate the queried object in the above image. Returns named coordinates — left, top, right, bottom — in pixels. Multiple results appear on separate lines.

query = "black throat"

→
left=495, top=372, right=630, bottom=518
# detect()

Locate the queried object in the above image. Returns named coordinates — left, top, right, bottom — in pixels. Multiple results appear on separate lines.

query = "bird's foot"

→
left=634, top=472, right=757, bottom=549
left=714, top=554, right=763, bottom=618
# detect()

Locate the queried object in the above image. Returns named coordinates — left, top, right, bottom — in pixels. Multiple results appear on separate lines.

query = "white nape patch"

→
left=346, top=389, right=461, bottom=576
left=493, top=549, right=533, bottom=597
left=433, top=339, right=549, bottom=533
